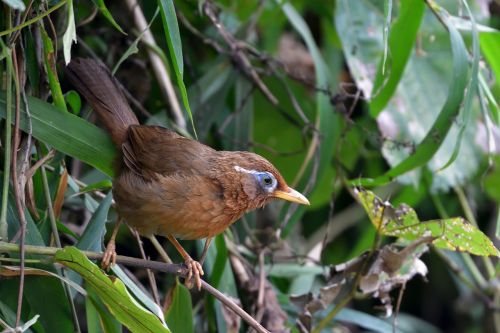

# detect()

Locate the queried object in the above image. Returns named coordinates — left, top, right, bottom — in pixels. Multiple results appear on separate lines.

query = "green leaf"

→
left=76, top=192, right=113, bottom=252
left=112, top=266, right=167, bottom=323
left=355, top=187, right=500, bottom=257
left=55, top=247, right=171, bottom=333
left=438, top=0, right=479, bottom=171
left=40, top=26, right=68, bottom=112
left=74, top=180, right=113, bottom=196
left=157, top=0, right=197, bottom=136
left=350, top=6, right=470, bottom=187
left=65, top=90, right=81, bottom=115
left=369, top=0, right=425, bottom=116
left=89, top=0, right=126, bottom=34
left=0, top=92, right=116, bottom=176
left=480, top=32, right=500, bottom=86
left=165, top=281, right=194, bottom=333
left=86, top=287, right=122, bottom=333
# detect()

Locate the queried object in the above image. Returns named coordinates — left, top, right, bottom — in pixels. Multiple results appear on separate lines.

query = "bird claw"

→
left=184, top=257, right=204, bottom=290
left=101, top=242, right=117, bottom=270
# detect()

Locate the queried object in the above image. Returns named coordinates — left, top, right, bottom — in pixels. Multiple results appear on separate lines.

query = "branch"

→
left=0, top=241, right=269, bottom=333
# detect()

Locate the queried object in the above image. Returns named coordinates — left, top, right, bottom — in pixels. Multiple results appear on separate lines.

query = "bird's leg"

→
left=148, top=235, right=172, bottom=263
left=166, top=234, right=204, bottom=290
left=102, top=218, right=123, bottom=270
left=199, top=237, right=213, bottom=265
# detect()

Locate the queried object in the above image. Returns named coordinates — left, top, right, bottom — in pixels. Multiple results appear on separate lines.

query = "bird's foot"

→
left=101, top=242, right=117, bottom=270
left=184, top=257, right=204, bottom=290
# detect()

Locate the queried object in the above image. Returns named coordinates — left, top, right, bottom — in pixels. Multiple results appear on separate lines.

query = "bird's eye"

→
left=256, top=172, right=277, bottom=192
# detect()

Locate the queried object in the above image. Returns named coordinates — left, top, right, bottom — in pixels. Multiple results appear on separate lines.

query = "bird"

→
left=66, top=58, right=309, bottom=289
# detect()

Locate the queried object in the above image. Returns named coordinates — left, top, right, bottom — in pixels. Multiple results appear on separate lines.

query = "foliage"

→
left=1, top=0, right=500, bottom=332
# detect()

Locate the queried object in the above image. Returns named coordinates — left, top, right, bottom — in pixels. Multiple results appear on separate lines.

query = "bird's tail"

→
left=66, top=58, right=139, bottom=146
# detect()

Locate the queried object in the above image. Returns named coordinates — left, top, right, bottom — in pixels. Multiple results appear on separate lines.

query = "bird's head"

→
left=220, top=152, right=310, bottom=210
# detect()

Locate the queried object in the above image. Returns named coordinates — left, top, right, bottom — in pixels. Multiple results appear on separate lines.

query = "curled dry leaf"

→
left=278, top=33, right=315, bottom=84
left=290, top=284, right=342, bottom=332
left=291, top=236, right=431, bottom=330
left=359, top=237, right=431, bottom=317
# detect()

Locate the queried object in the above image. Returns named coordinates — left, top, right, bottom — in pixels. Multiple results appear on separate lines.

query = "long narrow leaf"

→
left=0, top=93, right=115, bottom=176
left=56, top=247, right=171, bottom=333
left=369, top=0, right=425, bottom=116
left=351, top=7, right=469, bottom=186
left=157, top=0, right=197, bottom=136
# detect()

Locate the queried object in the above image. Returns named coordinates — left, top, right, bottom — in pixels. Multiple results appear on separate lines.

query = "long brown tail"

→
left=66, top=58, right=139, bottom=146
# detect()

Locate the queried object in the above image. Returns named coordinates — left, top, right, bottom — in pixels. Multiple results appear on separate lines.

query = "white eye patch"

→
left=234, top=166, right=277, bottom=193
left=234, top=165, right=259, bottom=175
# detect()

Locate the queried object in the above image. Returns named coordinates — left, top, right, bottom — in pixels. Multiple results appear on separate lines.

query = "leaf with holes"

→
left=354, top=187, right=499, bottom=257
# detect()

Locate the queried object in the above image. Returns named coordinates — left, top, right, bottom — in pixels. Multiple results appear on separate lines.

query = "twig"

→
left=134, top=230, right=161, bottom=306
left=124, top=0, right=186, bottom=129
left=201, top=281, right=269, bottom=333
left=0, top=241, right=269, bottom=333
left=37, top=147, right=81, bottom=332
left=202, top=0, right=278, bottom=106
left=11, top=46, right=27, bottom=329
left=0, top=0, right=68, bottom=37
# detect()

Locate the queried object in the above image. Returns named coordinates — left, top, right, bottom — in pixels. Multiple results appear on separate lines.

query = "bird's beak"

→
left=273, top=187, right=310, bottom=205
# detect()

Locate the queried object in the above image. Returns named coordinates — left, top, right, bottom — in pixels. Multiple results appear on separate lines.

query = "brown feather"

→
left=67, top=58, right=303, bottom=241
left=66, top=58, right=139, bottom=146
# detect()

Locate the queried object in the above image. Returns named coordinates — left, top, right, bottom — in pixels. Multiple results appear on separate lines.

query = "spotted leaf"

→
left=354, top=187, right=499, bottom=257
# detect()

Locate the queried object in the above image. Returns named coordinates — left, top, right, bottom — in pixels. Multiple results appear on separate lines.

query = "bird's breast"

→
left=112, top=171, right=245, bottom=239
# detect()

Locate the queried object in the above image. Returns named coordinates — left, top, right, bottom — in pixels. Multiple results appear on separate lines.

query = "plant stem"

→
left=37, top=147, right=81, bottom=332
left=0, top=0, right=68, bottom=37
left=0, top=241, right=269, bottom=333
left=0, top=42, right=12, bottom=241
left=454, top=186, right=496, bottom=278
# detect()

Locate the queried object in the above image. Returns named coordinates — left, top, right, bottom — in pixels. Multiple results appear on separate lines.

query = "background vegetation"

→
left=1, top=0, right=500, bottom=332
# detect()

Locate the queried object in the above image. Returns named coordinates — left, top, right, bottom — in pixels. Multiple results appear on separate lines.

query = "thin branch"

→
left=0, top=241, right=269, bottom=333
left=11, top=46, right=27, bottom=329
left=202, top=0, right=278, bottom=105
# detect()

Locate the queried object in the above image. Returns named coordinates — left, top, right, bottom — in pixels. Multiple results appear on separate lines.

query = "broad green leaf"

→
left=55, top=247, right=171, bottom=333
left=355, top=187, right=500, bottom=257
left=86, top=287, right=122, bottom=333
left=165, top=281, right=194, bottom=333
left=112, top=266, right=167, bottom=325
left=89, top=0, right=126, bottom=34
left=62, top=0, right=76, bottom=65
left=0, top=93, right=116, bottom=176
left=345, top=4, right=472, bottom=189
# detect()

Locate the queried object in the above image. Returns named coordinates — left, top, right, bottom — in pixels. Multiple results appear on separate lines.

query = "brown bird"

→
left=66, top=58, right=309, bottom=289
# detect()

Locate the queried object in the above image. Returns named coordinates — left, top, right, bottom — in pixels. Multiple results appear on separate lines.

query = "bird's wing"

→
left=122, top=125, right=214, bottom=178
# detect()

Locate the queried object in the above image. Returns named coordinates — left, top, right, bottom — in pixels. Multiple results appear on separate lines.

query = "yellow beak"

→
left=273, top=187, right=310, bottom=205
